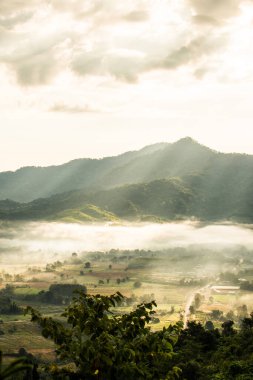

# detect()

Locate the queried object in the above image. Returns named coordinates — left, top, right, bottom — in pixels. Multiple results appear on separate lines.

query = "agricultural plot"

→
left=1, top=244, right=253, bottom=365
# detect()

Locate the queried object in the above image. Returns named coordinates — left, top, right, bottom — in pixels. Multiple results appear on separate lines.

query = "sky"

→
left=1, top=0, right=253, bottom=172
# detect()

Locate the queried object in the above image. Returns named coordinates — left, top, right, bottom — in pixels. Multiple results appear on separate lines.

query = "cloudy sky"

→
left=1, top=0, right=253, bottom=171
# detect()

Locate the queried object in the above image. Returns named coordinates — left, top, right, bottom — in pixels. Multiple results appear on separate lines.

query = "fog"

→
left=1, top=221, right=253, bottom=267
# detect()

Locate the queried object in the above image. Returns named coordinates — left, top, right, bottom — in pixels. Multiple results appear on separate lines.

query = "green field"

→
left=1, top=245, right=253, bottom=368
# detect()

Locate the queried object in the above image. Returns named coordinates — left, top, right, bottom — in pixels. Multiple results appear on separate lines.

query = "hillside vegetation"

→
left=1, top=138, right=253, bottom=222
left=5, top=292, right=253, bottom=380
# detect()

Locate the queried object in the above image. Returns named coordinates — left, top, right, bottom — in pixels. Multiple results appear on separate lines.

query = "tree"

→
left=133, top=281, right=142, bottom=288
left=221, top=320, right=235, bottom=336
left=210, top=309, right=223, bottom=320
left=84, top=262, right=91, bottom=269
left=241, top=312, right=253, bottom=330
left=27, top=292, right=182, bottom=379
left=237, top=304, right=248, bottom=319
left=194, top=293, right=202, bottom=310
left=205, top=321, right=214, bottom=331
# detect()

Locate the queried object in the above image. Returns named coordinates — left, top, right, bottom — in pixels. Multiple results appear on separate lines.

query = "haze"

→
left=1, top=221, right=253, bottom=266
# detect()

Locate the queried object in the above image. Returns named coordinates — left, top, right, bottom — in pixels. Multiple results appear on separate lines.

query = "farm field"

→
left=1, top=244, right=253, bottom=363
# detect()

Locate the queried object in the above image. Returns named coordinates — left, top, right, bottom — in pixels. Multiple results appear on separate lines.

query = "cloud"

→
left=0, top=0, right=40, bottom=30
left=0, top=1, right=150, bottom=86
left=0, top=0, right=247, bottom=88
left=3, top=49, right=56, bottom=86
left=50, top=0, right=149, bottom=26
left=0, top=28, right=72, bottom=85
left=69, top=31, right=227, bottom=83
left=192, top=15, right=221, bottom=26
left=50, top=0, right=104, bottom=16
left=0, top=11, right=34, bottom=30
left=1, top=221, right=253, bottom=262
left=189, top=0, right=243, bottom=22
left=11, top=53, right=57, bottom=86
left=50, top=102, right=101, bottom=113
left=162, top=35, right=226, bottom=70
left=0, top=0, right=39, bottom=15
left=194, top=66, right=211, bottom=79
left=72, top=48, right=145, bottom=83
left=123, top=10, right=149, bottom=22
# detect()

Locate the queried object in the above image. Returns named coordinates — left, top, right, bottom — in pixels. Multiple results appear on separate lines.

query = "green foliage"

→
left=2, top=138, right=253, bottom=222
left=0, top=142, right=168, bottom=202
left=24, top=284, right=87, bottom=305
left=172, top=314, right=253, bottom=379
left=0, top=351, right=32, bottom=380
left=53, top=204, right=119, bottom=223
left=0, top=286, right=22, bottom=314
left=0, top=297, right=22, bottom=314
left=27, top=292, right=182, bottom=379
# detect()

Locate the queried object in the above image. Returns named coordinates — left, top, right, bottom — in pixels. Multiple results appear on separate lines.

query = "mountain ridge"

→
left=0, top=138, right=236, bottom=203
left=1, top=137, right=253, bottom=224
left=0, top=173, right=252, bottom=223
left=0, top=141, right=172, bottom=202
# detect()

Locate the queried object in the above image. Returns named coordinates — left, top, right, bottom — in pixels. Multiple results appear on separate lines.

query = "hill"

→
left=0, top=178, right=191, bottom=222
left=1, top=137, right=253, bottom=223
left=0, top=142, right=169, bottom=202
left=0, top=138, right=237, bottom=203
left=0, top=173, right=252, bottom=223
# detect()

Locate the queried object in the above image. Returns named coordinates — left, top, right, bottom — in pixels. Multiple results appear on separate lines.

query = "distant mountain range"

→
left=1, top=137, right=253, bottom=223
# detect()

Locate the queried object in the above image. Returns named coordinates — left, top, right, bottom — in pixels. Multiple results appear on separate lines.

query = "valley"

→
left=1, top=221, right=253, bottom=370
left=1, top=140, right=253, bottom=377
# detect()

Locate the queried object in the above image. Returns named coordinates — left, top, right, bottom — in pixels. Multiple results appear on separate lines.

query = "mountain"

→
left=0, top=173, right=252, bottom=223
left=1, top=137, right=253, bottom=223
left=0, top=142, right=169, bottom=202
left=0, top=138, right=225, bottom=203
left=0, top=178, right=193, bottom=222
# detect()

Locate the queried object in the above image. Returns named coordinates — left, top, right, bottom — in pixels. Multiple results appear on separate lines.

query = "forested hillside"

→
left=1, top=138, right=253, bottom=222
left=0, top=142, right=169, bottom=202
left=0, top=175, right=252, bottom=223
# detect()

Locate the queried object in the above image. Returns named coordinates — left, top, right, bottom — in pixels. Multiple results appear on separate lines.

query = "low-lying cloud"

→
left=1, top=221, right=253, bottom=266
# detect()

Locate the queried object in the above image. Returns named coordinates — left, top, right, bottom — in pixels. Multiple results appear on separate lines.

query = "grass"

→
left=52, top=204, right=119, bottom=223
left=0, top=321, right=55, bottom=355
left=212, top=293, right=238, bottom=304
left=14, top=287, right=41, bottom=295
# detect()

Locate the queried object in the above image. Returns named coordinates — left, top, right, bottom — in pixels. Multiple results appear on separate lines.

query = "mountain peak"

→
left=175, top=137, right=198, bottom=145
left=139, top=142, right=169, bottom=153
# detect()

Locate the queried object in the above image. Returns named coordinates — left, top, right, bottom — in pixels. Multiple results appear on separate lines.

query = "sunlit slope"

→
left=0, top=178, right=193, bottom=221
left=51, top=204, right=119, bottom=223
left=2, top=137, right=253, bottom=205
left=0, top=142, right=169, bottom=202
left=1, top=172, right=253, bottom=222
left=1, top=137, right=253, bottom=222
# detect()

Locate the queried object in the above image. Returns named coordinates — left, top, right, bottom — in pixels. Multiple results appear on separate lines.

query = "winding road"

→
left=183, top=284, right=211, bottom=328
